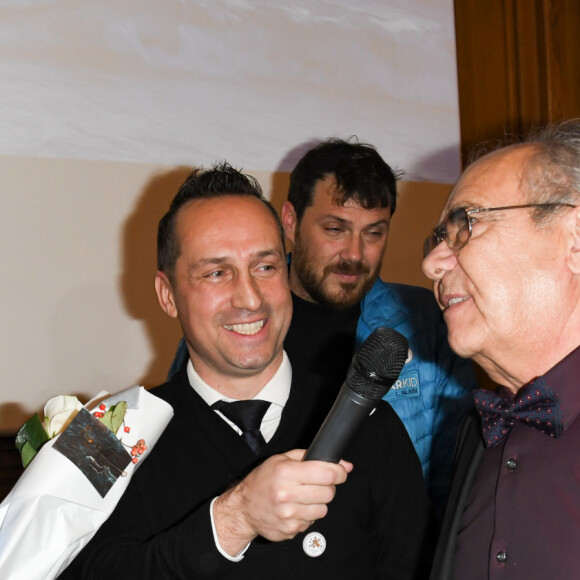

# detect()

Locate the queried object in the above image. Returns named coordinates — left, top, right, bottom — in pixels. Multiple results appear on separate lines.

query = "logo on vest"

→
left=384, top=370, right=420, bottom=402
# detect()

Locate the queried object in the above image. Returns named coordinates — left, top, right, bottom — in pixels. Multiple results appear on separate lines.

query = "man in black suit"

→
left=422, top=119, right=580, bottom=579
left=62, top=163, right=429, bottom=579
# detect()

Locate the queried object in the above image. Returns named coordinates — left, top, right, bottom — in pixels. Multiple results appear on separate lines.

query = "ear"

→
left=155, top=271, right=178, bottom=318
left=281, top=201, right=297, bottom=244
left=566, top=207, right=580, bottom=275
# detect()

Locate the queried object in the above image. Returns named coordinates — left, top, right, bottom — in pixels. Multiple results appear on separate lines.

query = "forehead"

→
left=175, top=195, right=284, bottom=258
left=307, top=175, right=391, bottom=223
left=443, top=146, right=533, bottom=217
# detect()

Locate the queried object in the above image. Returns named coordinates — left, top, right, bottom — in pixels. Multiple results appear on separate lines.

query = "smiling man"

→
left=62, top=163, right=429, bottom=579
left=423, top=120, right=580, bottom=580
left=156, top=194, right=290, bottom=394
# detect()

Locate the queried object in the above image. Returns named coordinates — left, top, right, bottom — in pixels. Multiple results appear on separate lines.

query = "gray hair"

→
left=522, top=119, right=580, bottom=221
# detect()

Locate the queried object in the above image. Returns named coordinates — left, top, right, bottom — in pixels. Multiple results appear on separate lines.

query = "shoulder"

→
left=147, top=367, right=209, bottom=441
left=149, top=380, right=175, bottom=403
left=362, top=279, right=440, bottom=314
left=454, top=409, right=484, bottom=461
left=358, top=279, right=446, bottom=344
left=149, top=366, right=190, bottom=406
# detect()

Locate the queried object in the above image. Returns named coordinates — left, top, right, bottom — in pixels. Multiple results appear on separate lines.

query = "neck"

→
left=189, top=352, right=284, bottom=400
left=288, top=267, right=315, bottom=304
left=475, top=337, right=580, bottom=394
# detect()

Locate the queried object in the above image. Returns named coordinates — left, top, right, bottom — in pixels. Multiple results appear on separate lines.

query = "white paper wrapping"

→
left=0, top=386, right=173, bottom=579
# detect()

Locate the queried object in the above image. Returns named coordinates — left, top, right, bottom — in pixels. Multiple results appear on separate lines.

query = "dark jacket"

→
left=429, top=411, right=485, bottom=580
left=62, top=364, right=429, bottom=579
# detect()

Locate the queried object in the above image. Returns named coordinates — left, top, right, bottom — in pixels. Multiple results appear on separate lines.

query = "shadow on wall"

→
left=269, top=138, right=321, bottom=212
left=119, top=166, right=193, bottom=388
left=407, top=144, right=463, bottom=183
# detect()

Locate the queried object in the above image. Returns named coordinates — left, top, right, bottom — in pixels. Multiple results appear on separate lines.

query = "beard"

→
left=292, top=239, right=381, bottom=309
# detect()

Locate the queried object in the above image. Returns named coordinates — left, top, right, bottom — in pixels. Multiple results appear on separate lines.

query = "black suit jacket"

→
left=429, top=411, right=485, bottom=580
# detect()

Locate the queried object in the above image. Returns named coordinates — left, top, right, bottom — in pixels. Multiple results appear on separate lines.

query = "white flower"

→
left=43, top=395, right=83, bottom=438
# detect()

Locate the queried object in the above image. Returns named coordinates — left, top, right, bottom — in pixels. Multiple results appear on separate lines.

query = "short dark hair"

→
left=287, top=138, right=401, bottom=222
left=157, top=162, right=285, bottom=279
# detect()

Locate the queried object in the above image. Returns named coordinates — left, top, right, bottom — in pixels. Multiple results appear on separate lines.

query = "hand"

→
left=213, top=449, right=353, bottom=556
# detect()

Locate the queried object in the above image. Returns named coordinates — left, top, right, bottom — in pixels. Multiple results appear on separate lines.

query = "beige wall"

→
left=0, top=155, right=450, bottom=433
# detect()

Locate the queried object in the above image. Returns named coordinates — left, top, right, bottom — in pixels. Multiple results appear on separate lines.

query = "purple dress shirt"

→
left=453, top=345, right=580, bottom=579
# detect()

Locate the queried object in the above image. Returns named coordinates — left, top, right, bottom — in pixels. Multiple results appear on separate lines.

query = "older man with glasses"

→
left=423, top=119, right=580, bottom=580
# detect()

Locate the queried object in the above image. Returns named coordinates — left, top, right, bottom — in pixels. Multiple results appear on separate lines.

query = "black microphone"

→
left=303, top=327, right=409, bottom=463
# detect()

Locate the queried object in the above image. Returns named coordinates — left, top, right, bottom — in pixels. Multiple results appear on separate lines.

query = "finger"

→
left=296, top=503, right=330, bottom=524
left=276, top=503, right=330, bottom=532
left=284, top=448, right=307, bottom=461
left=297, top=460, right=350, bottom=486
left=292, top=482, right=337, bottom=507
left=338, top=458, right=354, bottom=473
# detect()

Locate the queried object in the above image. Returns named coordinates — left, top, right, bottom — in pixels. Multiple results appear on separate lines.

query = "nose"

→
left=422, top=240, right=458, bottom=281
left=231, top=272, right=263, bottom=311
left=340, top=233, right=363, bottom=262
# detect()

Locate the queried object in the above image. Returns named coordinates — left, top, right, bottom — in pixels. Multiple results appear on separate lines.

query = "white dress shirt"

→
left=186, top=352, right=292, bottom=561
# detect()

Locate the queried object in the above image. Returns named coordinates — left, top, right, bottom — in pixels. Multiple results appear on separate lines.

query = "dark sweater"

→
left=61, top=364, right=429, bottom=579
left=284, top=291, right=360, bottom=385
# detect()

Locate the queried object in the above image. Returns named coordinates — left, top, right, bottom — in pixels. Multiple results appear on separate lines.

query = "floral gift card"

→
left=53, top=408, right=131, bottom=497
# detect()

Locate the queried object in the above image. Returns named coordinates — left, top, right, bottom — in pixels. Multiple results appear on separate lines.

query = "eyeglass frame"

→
left=423, top=203, right=577, bottom=257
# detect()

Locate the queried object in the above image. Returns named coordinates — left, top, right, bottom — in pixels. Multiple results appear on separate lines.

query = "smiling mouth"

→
left=223, top=320, right=265, bottom=335
left=447, top=297, right=469, bottom=308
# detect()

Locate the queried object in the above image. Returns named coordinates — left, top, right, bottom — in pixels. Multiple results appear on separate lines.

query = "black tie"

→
left=212, top=399, right=270, bottom=454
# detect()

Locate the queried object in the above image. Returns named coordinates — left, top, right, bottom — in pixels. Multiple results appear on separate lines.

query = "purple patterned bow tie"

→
left=473, top=379, right=563, bottom=447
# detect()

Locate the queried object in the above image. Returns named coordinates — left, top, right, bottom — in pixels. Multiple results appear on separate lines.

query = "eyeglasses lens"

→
left=424, top=208, right=470, bottom=257
left=446, top=208, right=469, bottom=249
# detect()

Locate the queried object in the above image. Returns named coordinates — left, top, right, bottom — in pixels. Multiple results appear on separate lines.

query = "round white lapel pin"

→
left=303, top=531, right=326, bottom=557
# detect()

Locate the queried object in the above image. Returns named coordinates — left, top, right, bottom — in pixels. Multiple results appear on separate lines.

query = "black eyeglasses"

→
left=423, top=203, right=576, bottom=257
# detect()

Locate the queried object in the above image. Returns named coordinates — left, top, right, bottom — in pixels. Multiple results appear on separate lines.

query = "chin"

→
left=446, top=329, right=478, bottom=360
left=322, top=292, right=361, bottom=309
left=325, top=282, right=367, bottom=307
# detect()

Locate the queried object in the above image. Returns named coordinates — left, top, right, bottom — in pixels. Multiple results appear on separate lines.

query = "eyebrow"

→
left=320, top=215, right=389, bottom=228
left=191, top=249, right=284, bottom=269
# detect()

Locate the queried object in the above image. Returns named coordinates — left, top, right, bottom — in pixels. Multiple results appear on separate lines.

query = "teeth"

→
left=223, top=320, right=265, bottom=335
left=448, top=297, right=468, bottom=306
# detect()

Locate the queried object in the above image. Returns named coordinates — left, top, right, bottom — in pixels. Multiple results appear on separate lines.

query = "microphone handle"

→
left=303, top=383, right=378, bottom=463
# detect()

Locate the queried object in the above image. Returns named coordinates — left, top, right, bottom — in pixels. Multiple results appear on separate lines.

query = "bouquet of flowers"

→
left=0, top=385, right=173, bottom=580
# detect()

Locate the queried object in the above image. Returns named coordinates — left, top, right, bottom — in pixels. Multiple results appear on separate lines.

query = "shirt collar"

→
left=186, top=351, right=292, bottom=409
left=541, top=344, right=580, bottom=430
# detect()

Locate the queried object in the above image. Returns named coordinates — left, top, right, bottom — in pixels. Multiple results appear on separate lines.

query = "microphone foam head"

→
left=347, top=327, right=409, bottom=400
